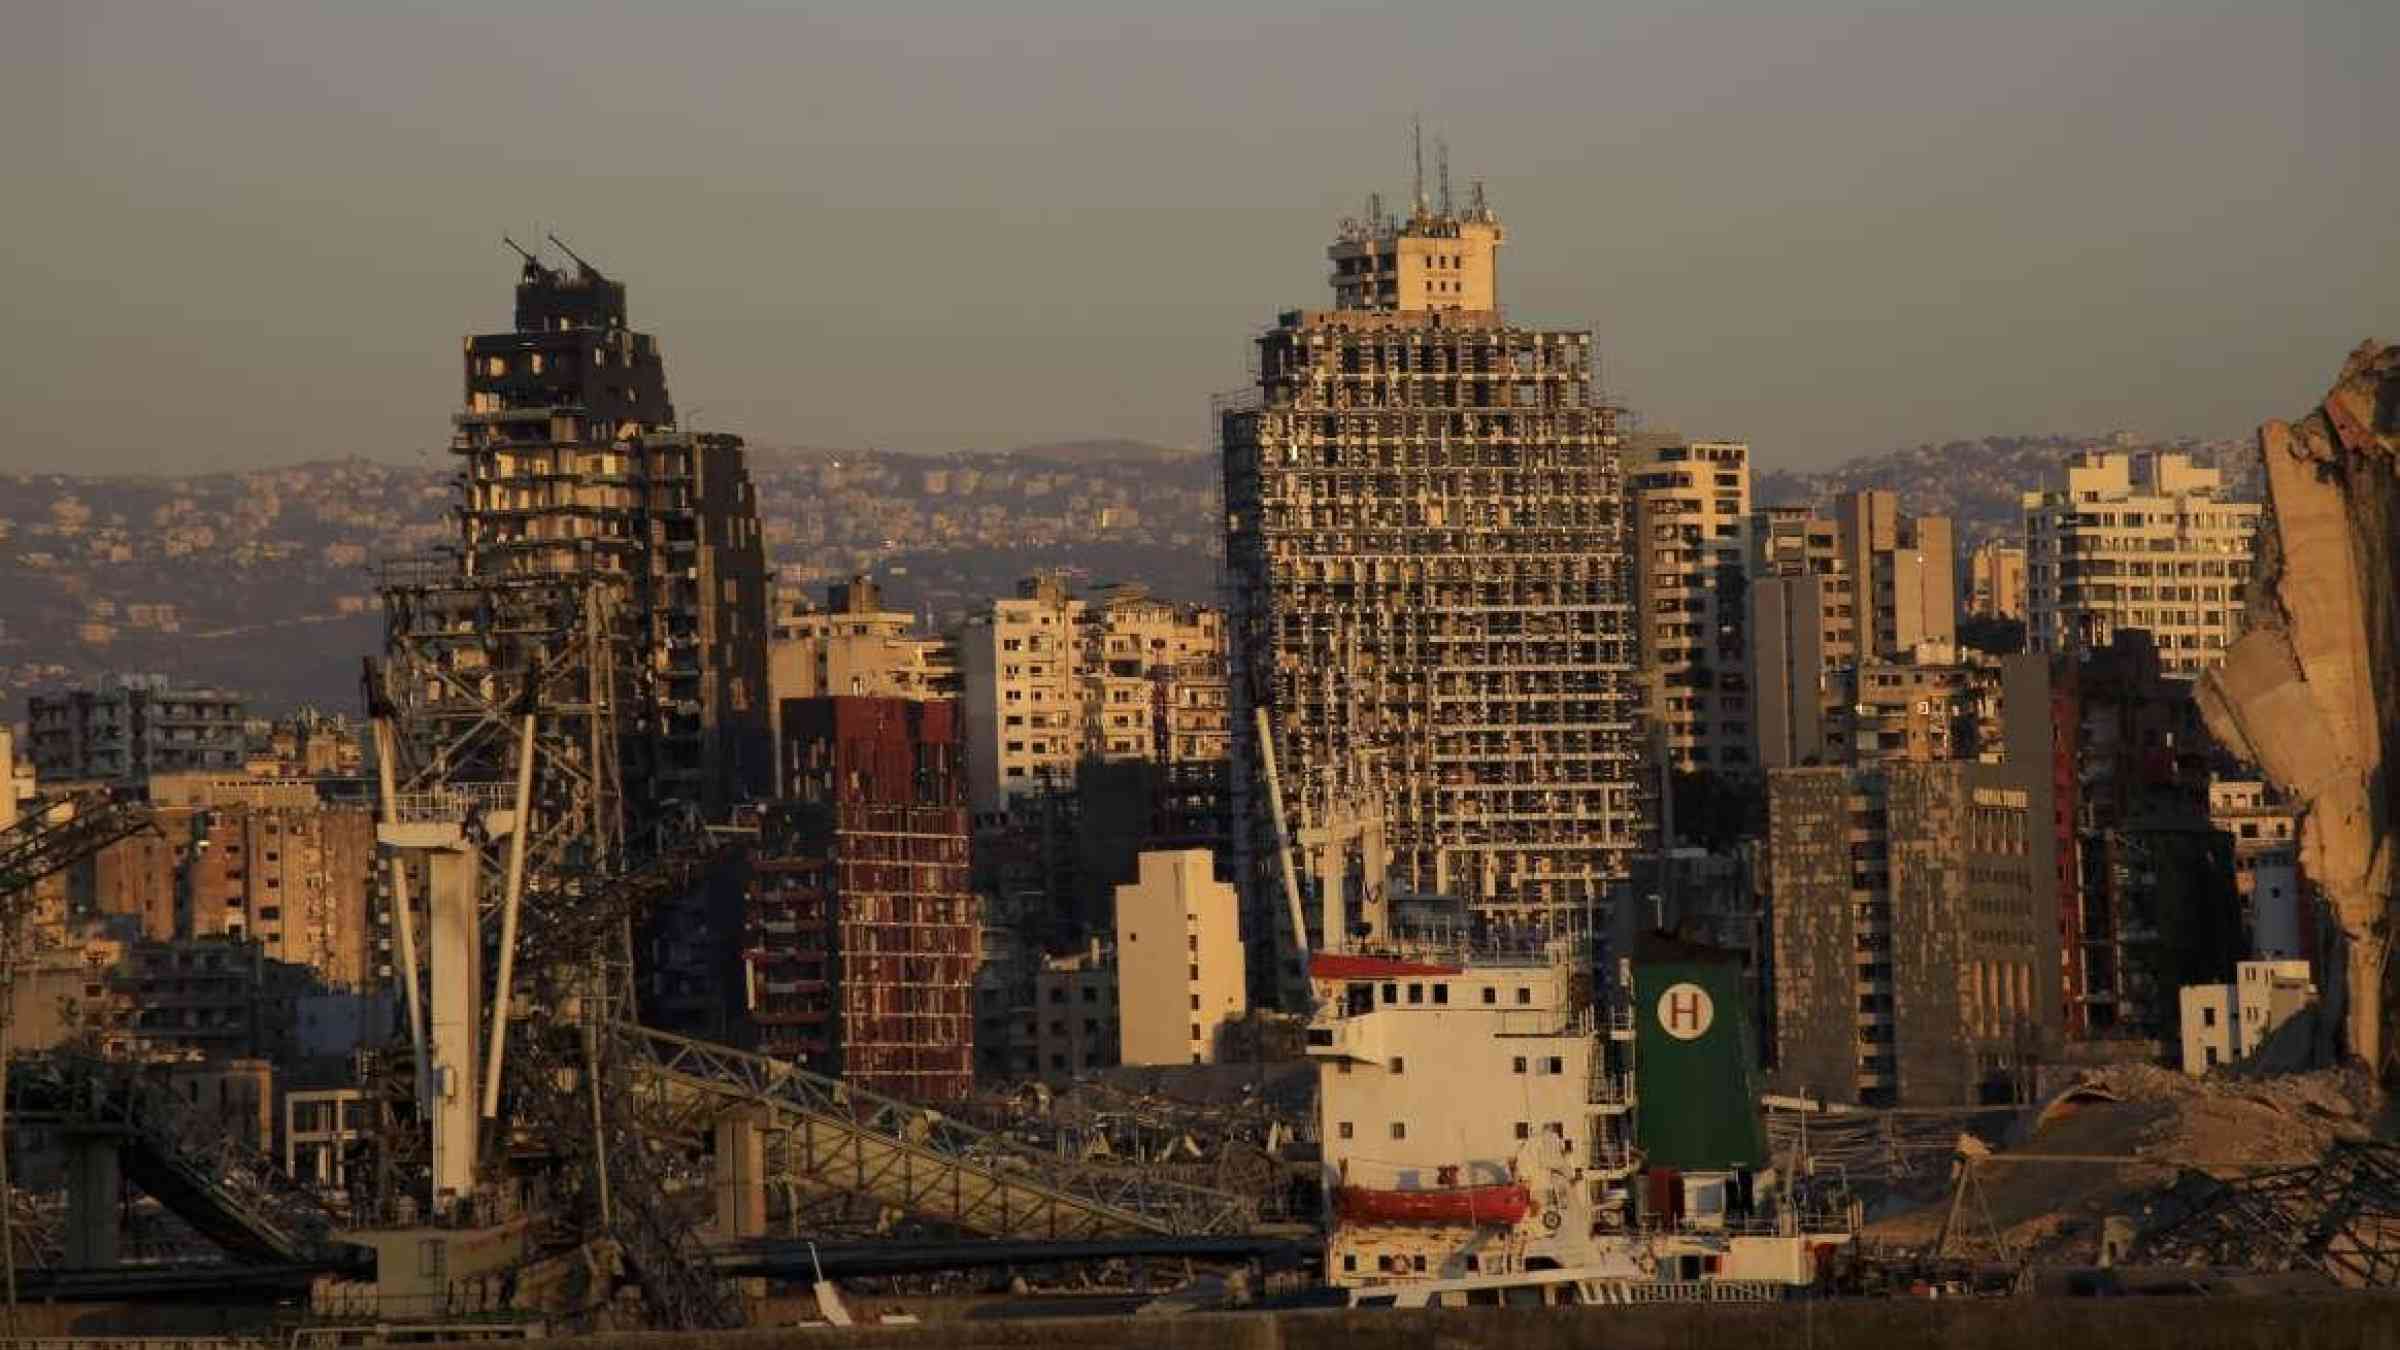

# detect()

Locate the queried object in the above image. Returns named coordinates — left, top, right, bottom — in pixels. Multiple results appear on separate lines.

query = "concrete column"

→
left=713, top=1109, right=768, bottom=1241
left=63, top=1129, right=122, bottom=1268
left=426, top=846, right=482, bottom=1215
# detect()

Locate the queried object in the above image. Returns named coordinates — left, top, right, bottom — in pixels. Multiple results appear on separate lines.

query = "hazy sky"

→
left=5, top=0, right=2392, bottom=475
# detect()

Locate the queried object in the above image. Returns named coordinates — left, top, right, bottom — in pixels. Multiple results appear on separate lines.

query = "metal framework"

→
left=2136, top=1141, right=2400, bottom=1287
left=615, top=1022, right=1258, bottom=1239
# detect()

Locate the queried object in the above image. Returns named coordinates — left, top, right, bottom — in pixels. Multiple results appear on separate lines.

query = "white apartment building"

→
left=1115, top=849, right=1247, bottom=1067
left=962, top=576, right=1088, bottom=815
left=2209, top=778, right=2305, bottom=960
left=2181, top=958, right=2315, bottom=1075
left=961, top=575, right=1228, bottom=817
left=2023, top=452, right=2260, bottom=677
left=1627, top=439, right=1753, bottom=773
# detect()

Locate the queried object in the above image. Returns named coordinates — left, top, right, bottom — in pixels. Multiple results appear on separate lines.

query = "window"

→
left=1517, top=987, right=1532, bottom=1005
left=1191, top=1023, right=1202, bottom=1041
left=1190, top=994, right=1201, bottom=1011
left=1188, top=964, right=1199, bottom=981
left=1343, top=1255, right=1356, bottom=1274
left=1514, top=1122, right=1530, bottom=1140
left=1513, top=1056, right=1528, bottom=1074
left=1482, top=986, right=1496, bottom=1005
left=1389, top=1057, right=1405, bottom=1074
left=1407, top=983, right=1423, bottom=1005
left=1382, top=982, right=1398, bottom=1004
left=1432, top=985, right=1448, bottom=1005
left=1338, top=1121, right=1354, bottom=1140
left=2202, top=1006, right=2217, bottom=1028
left=1391, top=1122, right=1407, bottom=1140
left=1546, top=1056, right=1564, bottom=1076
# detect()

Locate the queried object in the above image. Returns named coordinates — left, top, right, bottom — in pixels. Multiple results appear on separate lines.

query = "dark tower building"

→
left=454, top=244, right=771, bottom=814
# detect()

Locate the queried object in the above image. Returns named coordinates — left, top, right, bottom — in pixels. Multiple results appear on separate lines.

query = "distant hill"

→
left=994, top=438, right=1200, bottom=465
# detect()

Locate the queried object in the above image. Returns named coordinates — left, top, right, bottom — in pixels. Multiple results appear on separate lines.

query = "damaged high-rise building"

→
left=453, top=243, right=772, bottom=815
left=1222, top=180, right=1642, bottom=998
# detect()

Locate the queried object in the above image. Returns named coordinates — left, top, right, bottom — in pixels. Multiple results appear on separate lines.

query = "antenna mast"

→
left=1437, top=137, right=1453, bottom=217
left=545, top=232, right=603, bottom=279
left=1411, top=114, right=1426, bottom=215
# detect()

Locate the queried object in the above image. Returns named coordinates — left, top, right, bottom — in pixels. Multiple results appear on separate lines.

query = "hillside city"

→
left=0, top=58, right=2393, bottom=1350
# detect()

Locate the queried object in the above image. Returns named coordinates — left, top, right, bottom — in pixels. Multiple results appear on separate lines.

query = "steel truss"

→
left=615, top=1022, right=1258, bottom=1239
left=2137, top=1141, right=2400, bottom=1286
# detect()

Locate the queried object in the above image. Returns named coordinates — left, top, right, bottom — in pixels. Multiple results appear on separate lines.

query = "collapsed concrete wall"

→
left=2197, top=341, right=2400, bottom=1075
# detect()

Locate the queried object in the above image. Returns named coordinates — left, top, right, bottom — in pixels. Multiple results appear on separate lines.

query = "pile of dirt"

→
left=1864, top=1065, right=2379, bottom=1262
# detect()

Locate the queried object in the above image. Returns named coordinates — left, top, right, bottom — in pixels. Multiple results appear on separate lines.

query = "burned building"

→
left=742, top=697, right=978, bottom=1102
left=1222, top=184, right=1642, bottom=1000
left=453, top=242, right=771, bottom=814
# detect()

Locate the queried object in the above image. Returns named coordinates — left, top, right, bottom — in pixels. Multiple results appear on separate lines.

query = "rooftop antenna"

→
left=545, top=232, right=602, bottom=280
left=501, top=235, right=551, bottom=281
left=1470, top=178, right=1489, bottom=218
left=1411, top=113, right=1426, bottom=215
left=1437, top=137, right=1453, bottom=217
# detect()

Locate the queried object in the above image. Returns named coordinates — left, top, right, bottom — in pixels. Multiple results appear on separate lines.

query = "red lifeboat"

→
left=1334, top=1182, right=1533, bottom=1227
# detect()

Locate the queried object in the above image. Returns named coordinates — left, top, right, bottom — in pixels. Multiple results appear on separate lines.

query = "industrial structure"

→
left=1222, top=179, right=1643, bottom=1003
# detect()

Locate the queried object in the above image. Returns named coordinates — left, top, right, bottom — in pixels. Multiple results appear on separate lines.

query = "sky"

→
left=3, top=0, right=2393, bottom=476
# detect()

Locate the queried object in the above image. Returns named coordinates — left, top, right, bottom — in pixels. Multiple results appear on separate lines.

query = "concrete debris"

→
left=2197, top=340, right=2400, bottom=1075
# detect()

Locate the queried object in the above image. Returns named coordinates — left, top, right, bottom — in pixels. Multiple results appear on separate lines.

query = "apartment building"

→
left=2023, top=452, right=2259, bottom=677
left=1966, top=541, right=2029, bottom=621
left=1627, top=439, right=1753, bottom=773
left=742, top=697, right=977, bottom=1101
left=27, top=674, right=247, bottom=785
left=1114, top=848, right=1248, bottom=1067
left=1223, top=189, right=1641, bottom=977
left=1766, top=760, right=2058, bottom=1107
left=2209, top=778, right=2305, bottom=960
left=766, top=573, right=957, bottom=794
left=961, top=575, right=1090, bottom=815
left=1748, top=494, right=1955, bottom=770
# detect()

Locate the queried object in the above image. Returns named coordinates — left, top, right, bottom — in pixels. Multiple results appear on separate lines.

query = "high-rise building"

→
left=1966, top=540, right=2029, bottom=621
left=1766, top=758, right=2058, bottom=1107
left=26, top=675, right=247, bottom=785
left=452, top=248, right=772, bottom=812
left=2023, top=451, right=2259, bottom=677
left=1747, top=494, right=1956, bottom=770
left=742, top=697, right=977, bottom=1101
left=1627, top=439, right=1753, bottom=774
left=1223, top=190, right=1641, bottom=990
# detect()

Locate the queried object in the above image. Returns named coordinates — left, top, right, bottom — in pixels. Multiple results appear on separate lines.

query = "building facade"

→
left=1748, top=494, right=1955, bottom=771
left=1627, top=439, right=1753, bottom=774
left=2023, top=452, right=2259, bottom=677
left=1766, top=760, right=2058, bottom=1107
left=1223, top=194, right=1641, bottom=993
left=742, top=697, right=977, bottom=1101
left=26, top=675, right=247, bottom=785
left=1114, top=848, right=1248, bottom=1067
left=767, top=574, right=957, bottom=794
left=452, top=249, right=772, bottom=812
left=1966, top=541, right=2028, bottom=621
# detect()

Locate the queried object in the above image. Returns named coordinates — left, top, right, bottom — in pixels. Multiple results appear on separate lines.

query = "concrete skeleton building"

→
left=741, top=697, right=978, bottom=1102
left=1748, top=493, right=1956, bottom=771
left=1223, top=184, right=1642, bottom=989
left=1626, top=439, right=1754, bottom=773
left=26, top=675, right=247, bottom=785
left=2024, top=451, right=2259, bottom=678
